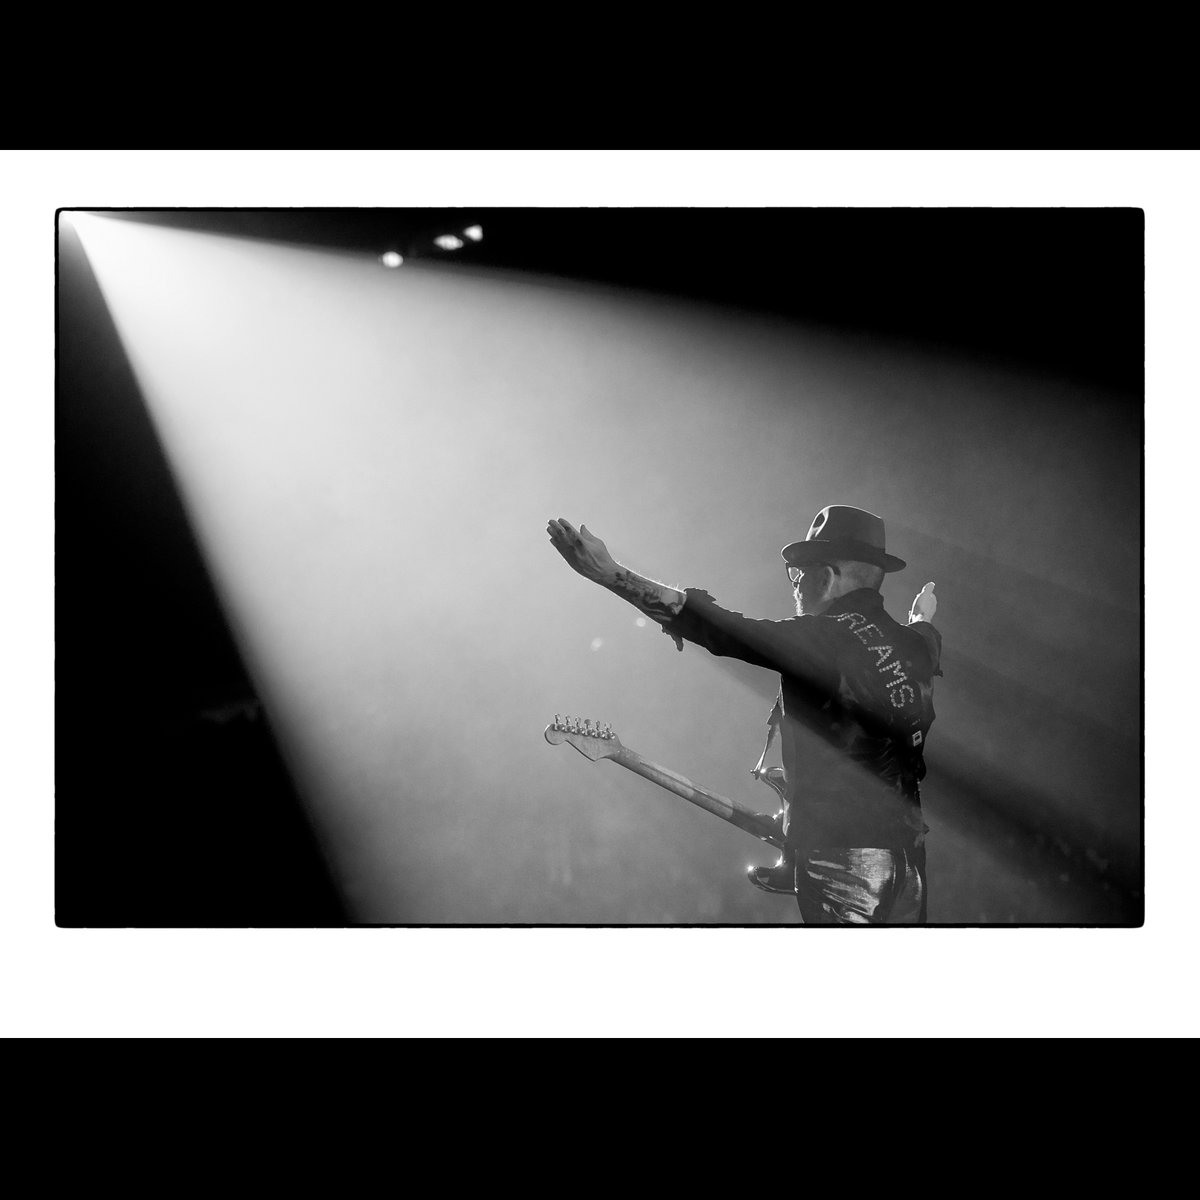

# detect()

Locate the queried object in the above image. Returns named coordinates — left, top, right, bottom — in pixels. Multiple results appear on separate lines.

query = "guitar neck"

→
left=610, top=745, right=784, bottom=850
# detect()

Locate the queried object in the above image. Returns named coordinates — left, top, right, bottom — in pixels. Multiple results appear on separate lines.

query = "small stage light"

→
left=462, top=225, right=483, bottom=242
left=380, top=251, right=404, bottom=268
left=434, top=235, right=465, bottom=251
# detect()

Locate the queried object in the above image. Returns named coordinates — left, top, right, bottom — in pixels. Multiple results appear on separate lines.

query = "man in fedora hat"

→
left=546, top=505, right=941, bottom=924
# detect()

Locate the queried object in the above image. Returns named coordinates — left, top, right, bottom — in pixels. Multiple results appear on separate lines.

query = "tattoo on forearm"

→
left=611, top=569, right=685, bottom=620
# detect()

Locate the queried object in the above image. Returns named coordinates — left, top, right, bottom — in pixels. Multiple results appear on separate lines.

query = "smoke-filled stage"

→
left=56, top=207, right=1143, bottom=927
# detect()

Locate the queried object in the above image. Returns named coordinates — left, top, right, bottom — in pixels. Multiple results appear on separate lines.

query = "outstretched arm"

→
left=546, top=518, right=685, bottom=624
left=548, top=518, right=822, bottom=673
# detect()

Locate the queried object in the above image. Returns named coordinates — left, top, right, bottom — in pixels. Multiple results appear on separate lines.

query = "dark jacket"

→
left=667, top=587, right=941, bottom=851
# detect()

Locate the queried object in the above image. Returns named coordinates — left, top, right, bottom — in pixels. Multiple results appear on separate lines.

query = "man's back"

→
left=778, top=589, right=939, bottom=851
left=671, top=586, right=939, bottom=852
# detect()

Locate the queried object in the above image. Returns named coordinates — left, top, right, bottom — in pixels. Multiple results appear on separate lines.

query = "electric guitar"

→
left=544, top=715, right=785, bottom=850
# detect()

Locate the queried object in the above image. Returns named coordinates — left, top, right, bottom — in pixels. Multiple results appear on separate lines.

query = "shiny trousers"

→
left=795, top=847, right=927, bottom=925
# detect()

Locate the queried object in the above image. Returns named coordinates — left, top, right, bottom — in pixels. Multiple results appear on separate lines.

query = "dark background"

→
left=56, top=208, right=1143, bottom=926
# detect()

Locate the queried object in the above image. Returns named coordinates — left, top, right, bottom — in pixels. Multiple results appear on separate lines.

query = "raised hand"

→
left=546, top=518, right=618, bottom=584
left=909, top=582, right=937, bottom=624
left=547, top=518, right=686, bottom=631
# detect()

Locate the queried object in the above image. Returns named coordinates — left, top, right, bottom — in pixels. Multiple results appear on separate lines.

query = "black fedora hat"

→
left=781, top=505, right=906, bottom=573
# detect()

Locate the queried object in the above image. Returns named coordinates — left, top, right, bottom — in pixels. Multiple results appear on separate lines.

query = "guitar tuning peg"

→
left=554, top=714, right=562, bottom=730
left=583, top=719, right=592, bottom=734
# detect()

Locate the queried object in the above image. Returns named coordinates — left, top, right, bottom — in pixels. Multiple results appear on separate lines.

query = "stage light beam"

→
left=62, top=212, right=1140, bottom=926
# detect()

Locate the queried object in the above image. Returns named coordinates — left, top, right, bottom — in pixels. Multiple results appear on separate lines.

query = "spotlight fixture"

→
left=380, top=251, right=404, bottom=268
left=434, top=234, right=465, bottom=251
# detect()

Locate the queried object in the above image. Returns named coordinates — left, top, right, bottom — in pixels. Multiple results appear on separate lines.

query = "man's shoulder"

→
left=820, top=590, right=892, bottom=630
left=827, top=595, right=941, bottom=674
left=822, top=593, right=927, bottom=648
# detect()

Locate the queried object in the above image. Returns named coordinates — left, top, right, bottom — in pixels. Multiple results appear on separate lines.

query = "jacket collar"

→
left=823, top=588, right=885, bottom=617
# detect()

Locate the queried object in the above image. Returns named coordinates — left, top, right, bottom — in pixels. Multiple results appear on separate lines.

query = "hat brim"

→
left=782, top=539, right=906, bottom=573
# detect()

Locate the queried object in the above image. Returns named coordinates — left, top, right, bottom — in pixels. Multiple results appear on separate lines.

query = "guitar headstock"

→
left=544, top=714, right=623, bottom=761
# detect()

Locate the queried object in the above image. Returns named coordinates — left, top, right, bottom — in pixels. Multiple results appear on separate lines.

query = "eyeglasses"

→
left=787, top=563, right=833, bottom=585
